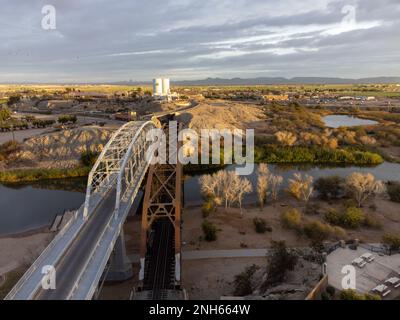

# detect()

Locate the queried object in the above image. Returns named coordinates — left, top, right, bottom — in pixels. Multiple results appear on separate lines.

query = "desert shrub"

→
left=263, top=241, right=298, bottom=288
left=304, top=202, right=322, bottom=215
left=326, top=207, right=365, bottom=229
left=332, top=226, right=347, bottom=239
left=325, top=209, right=342, bottom=225
left=233, top=265, right=258, bottom=296
left=321, top=292, right=331, bottom=300
left=341, top=207, right=365, bottom=229
left=363, top=213, right=382, bottom=229
left=303, top=221, right=334, bottom=242
left=281, top=208, right=302, bottom=230
left=340, top=289, right=363, bottom=300
left=340, top=289, right=381, bottom=300
left=326, top=285, right=336, bottom=297
left=364, top=293, right=381, bottom=300
left=0, top=140, right=21, bottom=158
left=202, top=220, right=217, bottom=242
left=201, top=199, right=214, bottom=218
left=58, top=114, right=77, bottom=124
left=387, top=181, right=400, bottom=203
left=343, top=199, right=358, bottom=208
left=80, top=150, right=98, bottom=167
left=0, top=107, right=11, bottom=121
left=383, top=233, right=400, bottom=250
left=253, top=217, right=269, bottom=233
left=32, top=119, right=55, bottom=128
left=314, top=176, right=344, bottom=200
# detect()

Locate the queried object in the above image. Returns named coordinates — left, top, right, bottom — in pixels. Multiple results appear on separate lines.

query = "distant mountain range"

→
left=113, top=76, right=400, bottom=86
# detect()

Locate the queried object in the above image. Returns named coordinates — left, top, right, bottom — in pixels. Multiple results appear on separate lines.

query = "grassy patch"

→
left=0, top=268, right=25, bottom=299
left=255, top=145, right=384, bottom=165
left=0, top=166, right=91, bottom=184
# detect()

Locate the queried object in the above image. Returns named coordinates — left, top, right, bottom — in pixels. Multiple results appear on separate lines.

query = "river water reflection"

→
left=323, top=115, right=378, bottom=128
left=184, top=162, right=400, bottom=206
left=1, top=162, right=400, bottom=235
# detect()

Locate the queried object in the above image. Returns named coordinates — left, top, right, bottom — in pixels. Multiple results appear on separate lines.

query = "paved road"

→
left=128, top=249, right=270, bottom=263
left=35, top=189, right=117, bottom=300
left=0, top=128, right=48, bottom=144
left=182, top=249, right=270, bottom=260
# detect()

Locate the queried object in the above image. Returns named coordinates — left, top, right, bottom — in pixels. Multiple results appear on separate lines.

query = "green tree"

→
left=7, top=95, right=21, bottom=107
left=0, top=108, right=11, bottom=121
left=314, top=176, right=344, bottom=200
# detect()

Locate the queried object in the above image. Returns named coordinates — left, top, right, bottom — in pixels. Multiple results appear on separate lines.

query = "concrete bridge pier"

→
left=106, top=230, right=133, bottom=281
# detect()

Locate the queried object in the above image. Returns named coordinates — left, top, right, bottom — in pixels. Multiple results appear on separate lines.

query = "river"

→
left=1, top=162, right=400, bottom=236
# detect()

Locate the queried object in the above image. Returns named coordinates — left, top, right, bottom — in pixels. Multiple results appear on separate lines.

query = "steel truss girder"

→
left=139, top=124, right=183, bottom=286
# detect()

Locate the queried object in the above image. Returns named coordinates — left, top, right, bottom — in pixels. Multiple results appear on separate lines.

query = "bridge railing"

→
left=83, top=121, right=151, bottom=219
left=115, top=121, right=158, bottom=214
left=5, top=206, right=82, bottom=299
left=69, top=128, right=158, bottom=299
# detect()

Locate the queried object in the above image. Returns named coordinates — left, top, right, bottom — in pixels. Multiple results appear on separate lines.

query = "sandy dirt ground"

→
left=183, top=195, right=400, bottom=250
left=182, top=204, right=309, bottom=251
left=1, top=195, right=398, bottom=299
left=183, top=257, right=267, bottom=299
left=0, top=232, right=54, bottom=275
left=177, top=100, right=266, bottom=131
left=379, top=146, right=400, bottom=162
left=98, top=263, right=140, bottom=300
left=0, top=128, right=50, bottom=145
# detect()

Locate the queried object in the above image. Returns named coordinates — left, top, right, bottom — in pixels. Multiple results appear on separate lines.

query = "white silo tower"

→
left=153, top=78, right=163, bottom=96
left=162, top=78, right=170, bottom=96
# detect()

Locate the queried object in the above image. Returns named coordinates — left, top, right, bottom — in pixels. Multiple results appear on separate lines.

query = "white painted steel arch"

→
left=83, top=121, right=158, bottom=219
left=6, top=120, right=160, bottom=300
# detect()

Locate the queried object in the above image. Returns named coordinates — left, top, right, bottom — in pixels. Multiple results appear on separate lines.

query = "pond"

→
left=323, top=115, right=378, bottom=128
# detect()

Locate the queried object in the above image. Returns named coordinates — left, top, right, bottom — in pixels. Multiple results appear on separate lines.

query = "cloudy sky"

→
left=1, top=0, right=399, bottom=82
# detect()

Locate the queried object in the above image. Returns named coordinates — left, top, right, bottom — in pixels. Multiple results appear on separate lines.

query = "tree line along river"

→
left=1, top=161, right=400, bottom=236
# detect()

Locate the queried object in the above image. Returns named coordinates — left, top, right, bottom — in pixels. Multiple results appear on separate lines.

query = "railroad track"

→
left=143, top=219, right=175, bottom=300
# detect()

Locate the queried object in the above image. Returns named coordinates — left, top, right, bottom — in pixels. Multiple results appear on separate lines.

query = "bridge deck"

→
left=35, top=188, right=117, bottom=299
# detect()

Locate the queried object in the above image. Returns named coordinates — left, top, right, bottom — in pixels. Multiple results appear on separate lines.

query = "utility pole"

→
left=10, top=124, right=15, bottom=142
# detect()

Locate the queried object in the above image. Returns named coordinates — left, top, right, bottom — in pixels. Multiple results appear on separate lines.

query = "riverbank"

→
left=255, top=145, right=384, bottom=165
left=0, top=166, right=90, bottom=184
left=0, top=231, right=54, bottom=298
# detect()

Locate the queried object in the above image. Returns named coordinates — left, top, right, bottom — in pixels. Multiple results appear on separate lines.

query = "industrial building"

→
left=152, top=78, right=178, bottom=102
left=153, top=78, right=170, bottom=98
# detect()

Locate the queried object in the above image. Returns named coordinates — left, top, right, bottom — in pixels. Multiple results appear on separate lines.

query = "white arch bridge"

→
left=5, top=120, right=173, bottom=300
